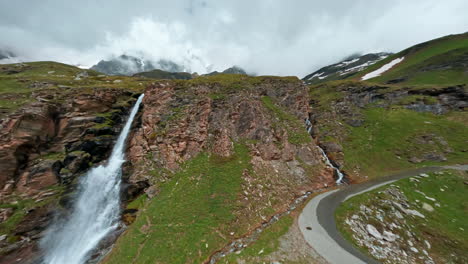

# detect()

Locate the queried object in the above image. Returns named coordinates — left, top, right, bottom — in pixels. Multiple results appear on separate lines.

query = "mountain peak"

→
left=90, top=55, right=185, bottom=76
left=303, top=52, right=392, bottom=84
left=205, top=66, right=248, bottom=76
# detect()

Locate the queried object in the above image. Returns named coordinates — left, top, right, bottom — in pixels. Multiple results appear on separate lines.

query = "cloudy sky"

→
left=0, top=0, right=467, bottom=76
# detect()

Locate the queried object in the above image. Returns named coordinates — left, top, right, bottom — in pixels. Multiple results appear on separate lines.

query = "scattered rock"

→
left=383, top=231, right=398, bottom=242
left=0, top=208, right=14, bottom=222
left=409, top=157, right=423, bottom=163
left=144, top=185, right=160, bottom=199
left=422, top=203, right=434, bottom=212
left=346, top=119, right=364, bottom=127
left=74, top=71, right=89, bottom=80
left=422, top=152, right=447, bottom=162
left=366, top=224, right=382, bottom=240
left=321, top=142, right=343, bottom=153
left=406, top=209, right=425, bottom=218
left=424, top=240, right=431, bottom=249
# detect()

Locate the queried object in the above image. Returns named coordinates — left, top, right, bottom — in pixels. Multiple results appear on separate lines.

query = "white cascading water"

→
left=305, top=118, right=344, bottom=184
left=41, top=94, right=144, bottom=264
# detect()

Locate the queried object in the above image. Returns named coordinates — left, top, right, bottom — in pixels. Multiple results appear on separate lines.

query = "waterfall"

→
left=41, top=94, right=144, bottom=264
left=305, top=118, right=344, bottom=184
left=317, top=146, right=344, bottom=184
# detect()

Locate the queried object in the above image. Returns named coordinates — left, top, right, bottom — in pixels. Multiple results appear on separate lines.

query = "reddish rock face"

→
left=0, top=87, right=138, bottom=262
left=126, top=78, right=335, bottom=221
left=0, top=88, right=133, bottom=194
left=0, top=103, right=59, bottom=190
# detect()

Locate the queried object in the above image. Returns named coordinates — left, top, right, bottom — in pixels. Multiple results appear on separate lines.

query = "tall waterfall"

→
left=41, top=94, right=144, bottom=264
left=305, top=118, right=344, bottom=184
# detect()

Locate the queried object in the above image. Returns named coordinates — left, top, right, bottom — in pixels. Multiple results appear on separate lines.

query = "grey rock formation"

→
left=90, top=55, right=185, bottom=76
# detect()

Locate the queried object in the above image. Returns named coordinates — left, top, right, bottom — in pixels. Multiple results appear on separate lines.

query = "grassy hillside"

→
left=105, top=144, right=251, bottom=264
left=336, top=169, right=468, bottom=263
left=309, top=80, right=468, bottom=180
left=356, top=32, right=468, bottom=85
left=343, top=108, right=468, bottom=178
left=0, top=61, right=150, bottom=116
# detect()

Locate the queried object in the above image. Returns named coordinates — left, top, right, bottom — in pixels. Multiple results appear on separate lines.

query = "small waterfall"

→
left=305, top=118, right=344, bottom=184
left=41, top=94, right=144, bottom=264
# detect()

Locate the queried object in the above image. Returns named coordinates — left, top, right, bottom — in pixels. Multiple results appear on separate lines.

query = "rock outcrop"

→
left=0, top=88, right=137, bottom=262
left=126, top=78, right=332, bottom=194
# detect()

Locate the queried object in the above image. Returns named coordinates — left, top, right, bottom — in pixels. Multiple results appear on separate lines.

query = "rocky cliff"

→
left=102, top=75, right=335, bottom=263
left=0, top=86, right=139, bottom=263
left=0, top=65, right=336, bottom=263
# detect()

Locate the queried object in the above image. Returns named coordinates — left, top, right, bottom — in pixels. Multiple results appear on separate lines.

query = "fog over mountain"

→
left=0, top=0, right=467, bottom=76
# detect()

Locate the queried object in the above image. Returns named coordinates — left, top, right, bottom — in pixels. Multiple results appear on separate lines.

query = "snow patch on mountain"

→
left=361, top=57, right=404, bottom=81
left=303, top=52, right=391, bottom=84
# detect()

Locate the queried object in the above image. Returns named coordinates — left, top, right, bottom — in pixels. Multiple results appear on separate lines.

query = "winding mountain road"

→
left=299, top=165, right=468, bottom=264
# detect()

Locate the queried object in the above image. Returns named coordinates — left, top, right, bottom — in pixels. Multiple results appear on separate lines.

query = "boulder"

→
left=383, top=230, right=398, bottom=242
left=321, top=142, right=343, bottom=153
left=145, top=185, right=160, bottom=199
left=422, top=203, right=434, bottom=212
left=366, top=224, right=382, bottom=240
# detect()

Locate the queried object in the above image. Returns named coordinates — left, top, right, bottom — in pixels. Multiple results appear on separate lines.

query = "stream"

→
left=305, top=118, right=345, bottom=184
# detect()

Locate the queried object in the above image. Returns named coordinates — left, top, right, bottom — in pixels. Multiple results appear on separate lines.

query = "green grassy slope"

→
left=309, top=80, right=468, bottom=180
left=336, top=170, right=468, bottom=263
left=343, top=108, right=468, bottom=178
left=356, top=32, right=468, bottom=85
left=0, top=61, right=149, bottom=116
left=104, top=144, right=252, bottom=264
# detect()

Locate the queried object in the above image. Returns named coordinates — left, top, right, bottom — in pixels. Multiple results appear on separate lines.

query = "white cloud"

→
left=0, top=0, right=467, bottom=76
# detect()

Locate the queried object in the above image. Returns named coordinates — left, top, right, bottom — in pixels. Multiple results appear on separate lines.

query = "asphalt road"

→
left=299, top=165, right=468, bottom=264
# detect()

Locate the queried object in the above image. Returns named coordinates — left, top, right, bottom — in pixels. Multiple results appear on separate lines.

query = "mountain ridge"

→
left=303, top=52, right=391, bottom=84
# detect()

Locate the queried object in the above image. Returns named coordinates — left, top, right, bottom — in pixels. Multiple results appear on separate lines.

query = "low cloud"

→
left=0, top=0, right=467, bottom=76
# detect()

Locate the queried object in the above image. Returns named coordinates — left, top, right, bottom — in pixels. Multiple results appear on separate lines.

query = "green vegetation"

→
left=181, top=74, right=298, bottom=87
left=105, top=144, right=252, bottom=264
left=396, top=94, right=438, bottom=105
left=40, top=151, right=66, bottom=160
left=336, top=170, right=468, bottom=263
left=177, top=74, right=299, bottom=99
left=343, top=107, right=468, bottom=178
left=309, top=81, right=348, bottom=110
left=0, top=61, right=148, bottom=117
left=0, top=186, right=64, bottom=238
left=126, top=194, right=148, bottom=210
left=261, top=96, right=311, bottom=145
left=0, top=79, right=29, bottom=94
left=222, top=215, right=293, bottom=263
left=357, top=33, right=468, bottom=85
